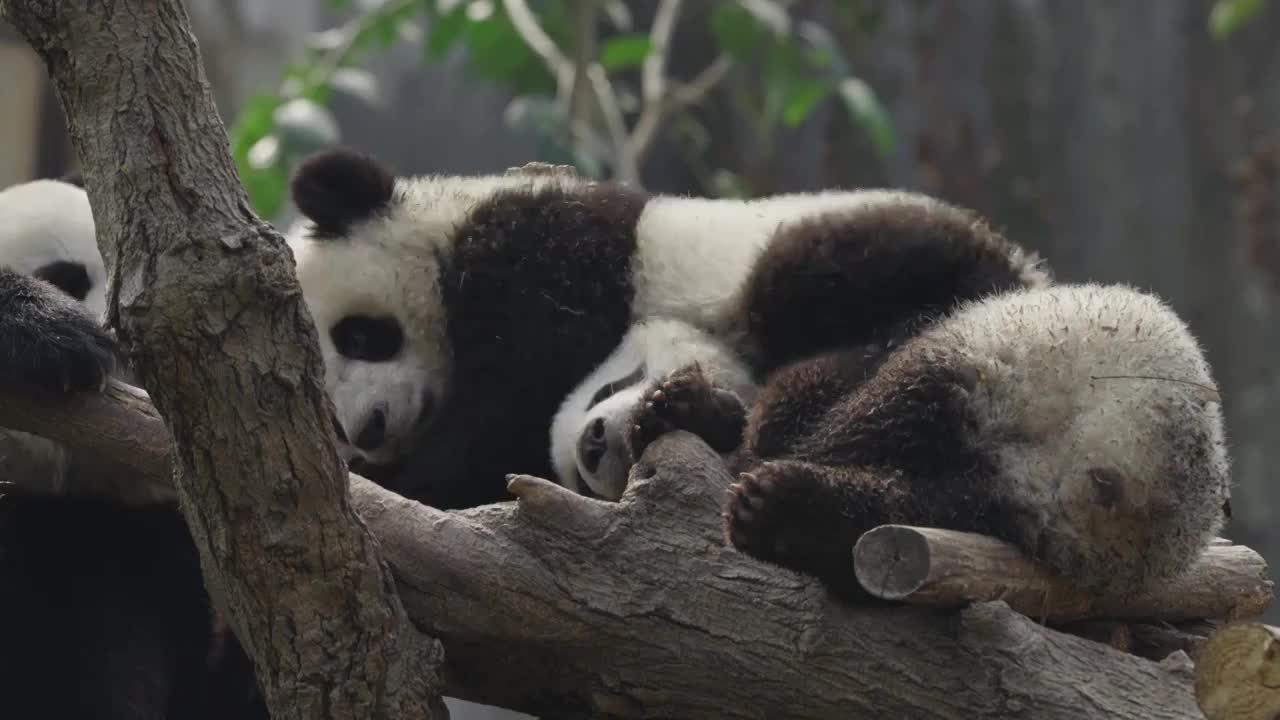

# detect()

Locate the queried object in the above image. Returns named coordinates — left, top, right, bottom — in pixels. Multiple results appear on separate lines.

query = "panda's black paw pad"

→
left=725, top=463, right=837, bottom=574
left=627, top=364, right=724, bottom=457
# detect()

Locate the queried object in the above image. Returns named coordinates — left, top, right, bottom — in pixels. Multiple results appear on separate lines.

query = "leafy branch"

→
left=229, top=0, right=897, bottom=215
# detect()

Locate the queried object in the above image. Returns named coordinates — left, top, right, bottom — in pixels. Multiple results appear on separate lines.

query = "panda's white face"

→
left=0, top=179, right=106, bottom=320
left=286, top=157, right=584, bottom=466
left=550, top=318, right=757, bottom=500
left=288, top=221, right=449, bottom=467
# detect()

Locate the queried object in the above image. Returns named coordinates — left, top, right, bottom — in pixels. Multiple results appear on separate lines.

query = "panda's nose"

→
left=354, top=407, right=387, bottom=451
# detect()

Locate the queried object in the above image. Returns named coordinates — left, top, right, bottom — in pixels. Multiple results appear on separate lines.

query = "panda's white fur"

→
left=549, top=318, right=756, bottom=500
left=0, top=179, right=107, bottom=320
left=285, top=165, right=933, bottom=468
left=935, top=282, right=1230, bottom=585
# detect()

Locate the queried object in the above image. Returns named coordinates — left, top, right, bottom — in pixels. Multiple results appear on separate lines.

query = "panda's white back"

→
left=631, top=189, right=923, bottom=329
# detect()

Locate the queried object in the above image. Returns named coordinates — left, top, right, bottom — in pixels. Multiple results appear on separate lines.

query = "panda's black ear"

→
left=291, top=147, right=396, bottom=238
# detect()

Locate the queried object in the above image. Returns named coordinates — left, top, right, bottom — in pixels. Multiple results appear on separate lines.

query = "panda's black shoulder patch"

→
left=33, top=260, right=92, bottom=302
left=405, top=181, right=651, bottom=507
left=290, top=147, right=396, bottom=239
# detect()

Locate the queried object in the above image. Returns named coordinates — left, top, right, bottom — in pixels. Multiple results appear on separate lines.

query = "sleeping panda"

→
left=549, top=318, right=757, bottom=500
left=0, top=177, right=267, bottom=720
left=611, top=282, right=1231, bottom=600
left=285, top=147, right=1043, bottom=509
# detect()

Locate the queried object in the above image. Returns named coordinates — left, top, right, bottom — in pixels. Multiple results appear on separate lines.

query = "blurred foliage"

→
left=1209, top=0, right=1268, bottom=39
left=230, top=0, right=895, bottom=218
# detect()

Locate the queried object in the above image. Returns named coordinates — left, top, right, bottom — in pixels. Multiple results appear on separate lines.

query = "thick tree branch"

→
left=0, top=379, right=1258, bottom=719
left=0, top=1, right=445, bottom=718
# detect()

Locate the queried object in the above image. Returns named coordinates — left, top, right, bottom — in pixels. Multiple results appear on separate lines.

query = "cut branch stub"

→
left=1194, top=623, right=1280, bottom=720
left=853, top=524, right=1273, bottom=623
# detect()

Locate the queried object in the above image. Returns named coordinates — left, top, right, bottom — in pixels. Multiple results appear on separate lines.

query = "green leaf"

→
left=734, top=0, right=791, bottom=35
left=328, top=67, right=382, bottom=106
left=229, top=93, right=283, bottom=162
left=710, top=2, right=767, bottom=59
left=273, top=98, right=341, bottom=150
left=796, top=20, right=849, bottom=75
left=1209, top=0, right=1265, bottom=39
left=461, top=8, right=556, bottom=94
left=782, top=80, right=831, bottom=127
left=426, top=2, right=469, bottom=57
left=837, top=76, right=895, bottom=156
left=599, top=34, right=653, bottom=70
left=240, top=161, right=289, bottom=222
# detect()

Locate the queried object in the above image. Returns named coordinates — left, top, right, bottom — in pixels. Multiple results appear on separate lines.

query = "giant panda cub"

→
left=286, top=148, right=1042, bottom=509
left=609, top=281, right=1232, bottom=601
left=0, top=177, right=267, bottom=720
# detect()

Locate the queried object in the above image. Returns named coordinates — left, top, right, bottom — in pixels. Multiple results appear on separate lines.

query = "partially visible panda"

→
left=0, top=177, right=267, bottom=720
left=0, top=176, right=107, bottom=319
left=0, top=177, right=170, bottom=504
left=549, top=318, right=757, bottom=500
left=285, top=147, right=1041, bottom=509
left=612, top=282, right=1231, bottom=601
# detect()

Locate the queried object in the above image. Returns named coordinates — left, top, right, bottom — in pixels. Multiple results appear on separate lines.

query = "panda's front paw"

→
left=0, top=269, right=116, bottom=394
left=627, top=363, right=746, bottom=460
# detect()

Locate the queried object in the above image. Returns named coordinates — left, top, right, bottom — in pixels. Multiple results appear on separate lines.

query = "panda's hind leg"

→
left=736, top=194, right=1048, bottom=373
left=727, top=343, right=1030, bottom=599
left=725, top=459, right=904, bottom=600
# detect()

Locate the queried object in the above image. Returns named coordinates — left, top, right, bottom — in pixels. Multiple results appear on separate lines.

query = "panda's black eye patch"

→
left=331, top=315, right=403, bottom=362
left=586, top=363, right=646, bottom=410
left=33, top=261, right=91, bottom=301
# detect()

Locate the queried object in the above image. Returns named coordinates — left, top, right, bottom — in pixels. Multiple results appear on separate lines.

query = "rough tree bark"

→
left=0, top=381, right=1241, bottom=720
left=0, top=1, right=445, bottom=718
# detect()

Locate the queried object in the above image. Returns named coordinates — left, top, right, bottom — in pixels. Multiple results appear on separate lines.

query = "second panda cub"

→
left=550, top=319, right=756, bottom=500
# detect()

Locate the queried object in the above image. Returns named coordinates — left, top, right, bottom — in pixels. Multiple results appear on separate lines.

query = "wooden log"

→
left=852, top=524, right=1273, bottom=623
left=1194, top=623, right=1280, bottom=720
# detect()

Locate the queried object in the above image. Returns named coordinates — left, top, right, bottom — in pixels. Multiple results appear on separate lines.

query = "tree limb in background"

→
left=0, top=375, right=1243, bottom=720
left=0, top=1, right=446, bottom=718
left=502, top=0, right=737, bottom=187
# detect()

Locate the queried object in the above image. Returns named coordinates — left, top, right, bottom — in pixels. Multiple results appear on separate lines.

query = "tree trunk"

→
left=0, top=1, right=445, bottom=717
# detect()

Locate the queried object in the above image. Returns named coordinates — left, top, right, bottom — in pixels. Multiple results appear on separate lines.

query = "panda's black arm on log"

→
left=0, top=268, right=116, bottom=394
